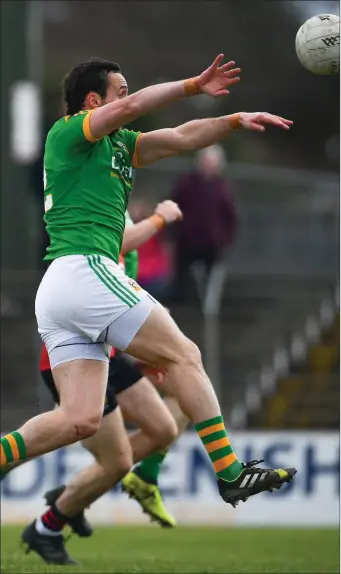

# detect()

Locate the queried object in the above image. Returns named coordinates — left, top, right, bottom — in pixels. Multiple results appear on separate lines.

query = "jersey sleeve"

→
left=121, top=129, right=143, bottom=168
left=53, top=111, right=102, bottom=153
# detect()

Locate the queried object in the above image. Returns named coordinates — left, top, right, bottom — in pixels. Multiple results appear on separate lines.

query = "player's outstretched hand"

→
left=239, top=112, right=293, bottom=132
left=154, top=200, right=183, bottom=225
left=197, top=54, right=241, bottom=97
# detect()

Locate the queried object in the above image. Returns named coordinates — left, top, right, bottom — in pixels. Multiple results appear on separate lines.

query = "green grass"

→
left=1, top=525, right=339, bottom=573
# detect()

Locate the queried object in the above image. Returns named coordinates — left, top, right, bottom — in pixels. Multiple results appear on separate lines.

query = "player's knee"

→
left=71, top=413, right=102, bottom=441
left=116, top=454, right=132, bottom=478
left=158, top=415, right=178, bottom=447
left=176, top=337, right=202, bottom=370
left=162, top=336, right=202, bottom=371
left=104, top=453, right=132, bottom=481
left=57, top=407, right=102, bottom=442
left=186, top=339, right=202, bottom=366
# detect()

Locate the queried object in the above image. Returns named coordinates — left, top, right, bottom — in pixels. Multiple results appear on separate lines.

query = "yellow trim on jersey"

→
left=83, top=109, right=102, bottom=143
left=132, top=132, right=144, bottom=168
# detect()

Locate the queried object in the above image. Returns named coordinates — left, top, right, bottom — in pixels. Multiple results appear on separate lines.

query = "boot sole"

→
left=21, top=526, right=79, bottom=565
left=223, top=469, right=297, bottom=507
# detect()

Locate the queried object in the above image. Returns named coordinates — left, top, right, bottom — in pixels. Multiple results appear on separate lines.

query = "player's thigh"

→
left=123, top=303, right=199, bottom=368
left=41, top=364, right=116, bottom=421
left=118, top=376, right=177, bottom=441
left=81, top=407, right=132, bottom=469
left=53, top=358, right=108, bottom=423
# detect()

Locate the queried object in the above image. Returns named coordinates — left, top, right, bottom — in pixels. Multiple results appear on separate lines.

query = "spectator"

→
left=170, top=144, right=237, bottom=305
left=129, top=200, right=173, bottom=302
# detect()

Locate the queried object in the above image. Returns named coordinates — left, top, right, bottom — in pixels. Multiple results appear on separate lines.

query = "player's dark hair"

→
left=63, top=57, right=121, bottom=115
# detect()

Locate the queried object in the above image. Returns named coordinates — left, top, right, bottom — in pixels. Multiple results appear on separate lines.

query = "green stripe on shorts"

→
left=87, top=256, right=133, bottom=307
left=86, top=256, right=137, bottom=308
left=96, top=256, right=139, bottom=306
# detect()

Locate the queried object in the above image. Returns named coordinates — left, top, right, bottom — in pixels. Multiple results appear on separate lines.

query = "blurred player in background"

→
left=1, top=56, right=296, bottom=536
left=129, top=199, right=173, bottom=302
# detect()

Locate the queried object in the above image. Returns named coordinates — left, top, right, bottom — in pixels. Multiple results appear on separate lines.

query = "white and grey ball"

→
left=295, top=14, right=339, bottom=75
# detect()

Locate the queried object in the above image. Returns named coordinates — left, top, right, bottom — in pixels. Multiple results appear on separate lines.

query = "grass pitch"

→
left=1, top=525, right=339, bottom=573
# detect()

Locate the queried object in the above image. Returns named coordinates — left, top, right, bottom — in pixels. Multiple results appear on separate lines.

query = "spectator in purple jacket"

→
left=170, top=144, right=237, bottom=304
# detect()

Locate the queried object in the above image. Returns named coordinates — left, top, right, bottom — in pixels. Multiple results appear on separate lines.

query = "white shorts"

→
left=35, top=255, right=156, bottom=367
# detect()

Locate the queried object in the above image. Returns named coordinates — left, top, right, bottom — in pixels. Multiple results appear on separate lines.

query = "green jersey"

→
left=124, top=211, right=139, bottom=280
left=43, top=110, right=141, bottom=263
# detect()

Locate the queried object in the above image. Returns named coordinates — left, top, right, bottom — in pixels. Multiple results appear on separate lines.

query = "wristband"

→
left=184, top=77, right=201, bottom=96
left=149, top=214, right=166, bottom=230
left=228, top=113, right=241, bottom=130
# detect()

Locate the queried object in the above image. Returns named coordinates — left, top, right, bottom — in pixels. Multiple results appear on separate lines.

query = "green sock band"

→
left=1, top=431, right=27, bottom=465
left=194, top=415, right=223, bottom=432
left=1, top=437, right=13, bottom=464
left=135, top=449, right=168, bottom=484
left=194, top=416, right=243, bottom=482
left=12, top=431, right=27, bottom=459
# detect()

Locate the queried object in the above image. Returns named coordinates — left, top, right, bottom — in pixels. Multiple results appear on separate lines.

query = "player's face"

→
left=103, top=72, right=128, bottom=104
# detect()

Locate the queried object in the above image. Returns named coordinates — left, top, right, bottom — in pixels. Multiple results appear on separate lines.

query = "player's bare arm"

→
left=133, top=113, right=293, bottom=167
left=121, top=201, right=182, bottom=254
left=89, top=55, right=241, bottom=140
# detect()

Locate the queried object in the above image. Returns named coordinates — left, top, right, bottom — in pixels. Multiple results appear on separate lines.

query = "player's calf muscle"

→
left=164, top=396, right=189, bottom=436
left=2, top=409, right=85, bottom=463
left=1, top=371, right=106, bottom=465
left=125, top=309, right=220, bottom=424
left=118, top=379, right=178, bottom=446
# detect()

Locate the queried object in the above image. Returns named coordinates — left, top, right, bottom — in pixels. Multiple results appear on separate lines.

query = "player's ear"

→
left=87, top=91, right=102, bottom=109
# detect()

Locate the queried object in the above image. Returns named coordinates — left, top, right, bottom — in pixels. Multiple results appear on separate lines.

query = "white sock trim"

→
left=35, top=517, right=61, bottom=537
